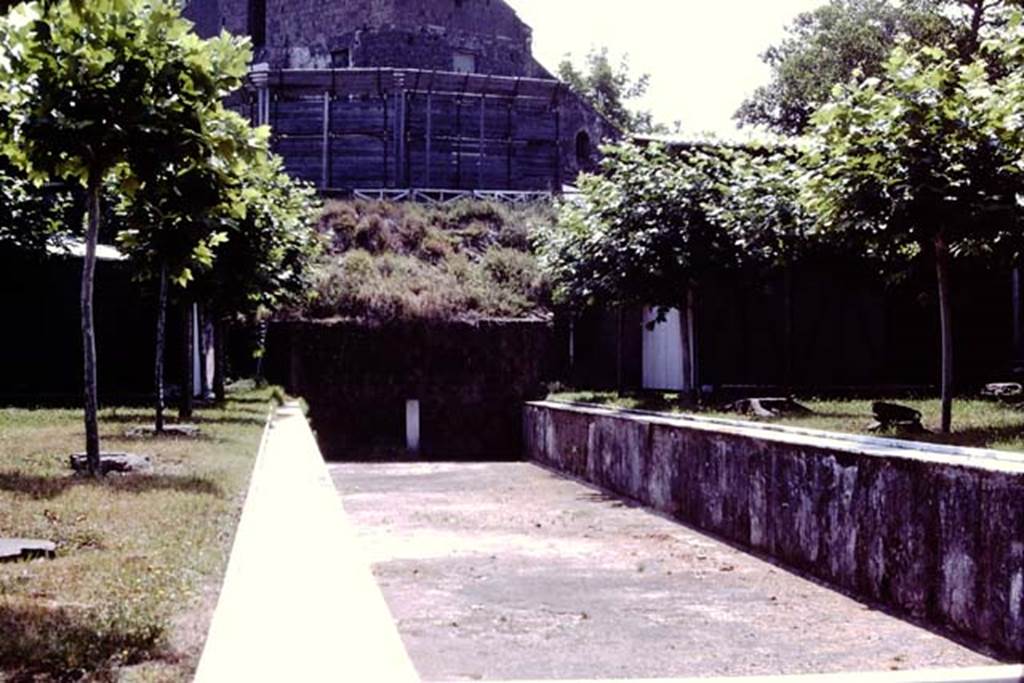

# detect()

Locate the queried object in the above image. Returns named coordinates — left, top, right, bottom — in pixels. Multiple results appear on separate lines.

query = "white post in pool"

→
left=406, top=400, right=421, bottom=456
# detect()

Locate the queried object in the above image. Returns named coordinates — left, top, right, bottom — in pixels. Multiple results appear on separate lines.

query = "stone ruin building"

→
left=183, top=0, right=616, bottom=197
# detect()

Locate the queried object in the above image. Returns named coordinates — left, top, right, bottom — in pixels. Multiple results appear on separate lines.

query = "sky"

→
left=506, top=0, right=828, bottom=139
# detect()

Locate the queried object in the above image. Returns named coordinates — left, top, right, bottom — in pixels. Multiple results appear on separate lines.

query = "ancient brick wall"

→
left=185, top=0, right=545, bottom=76
left=185, top=0, right=618, bottom=191
left=183, top=0, right=249, bottom=38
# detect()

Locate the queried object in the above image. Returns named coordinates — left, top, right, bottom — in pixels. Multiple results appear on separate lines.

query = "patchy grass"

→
left=305, top=199, right=554, bottom=322
left=549, top=390, right=1024, bottom=453
left=0, top=387, right=271, bottom=681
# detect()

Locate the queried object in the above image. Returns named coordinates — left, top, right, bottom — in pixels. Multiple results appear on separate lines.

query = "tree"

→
left=117, top=105, right=275, bottom=431
left=0, top=0, right=251, bottom=473
left=802, top=27, right=1024, bottom=433
left=735, top=0, right=1013, bottom=135
left=558, top=48, right=678, bottom=134
left=192, top=156, right=322, bottom=401
left=0, top=156, right=72, bottom=254
left=538, top=142, right=740, bottom=395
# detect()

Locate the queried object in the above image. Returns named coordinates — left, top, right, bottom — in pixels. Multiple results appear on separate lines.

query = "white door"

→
left=642, top=306, right=688, bottom=391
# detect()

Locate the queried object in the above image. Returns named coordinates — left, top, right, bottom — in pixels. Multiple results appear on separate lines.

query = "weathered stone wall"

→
left=186, top=0, right=544, bottom=74
left=266, top=319, right=551, bottom=460
left=525, top=401, right=1024, bottom=657
left=184, top=0, right=615, bottom=190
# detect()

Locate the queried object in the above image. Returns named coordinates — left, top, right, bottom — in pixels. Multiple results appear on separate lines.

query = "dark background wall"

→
left=265, top=318, right=552, bottom=460
left=0, top=251, right=159, bottom=404
left=561, top=262, right=1017, bottom=394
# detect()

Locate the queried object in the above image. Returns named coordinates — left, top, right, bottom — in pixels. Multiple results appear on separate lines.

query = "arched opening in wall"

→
left=248, top=0, right=266, bottom=49
left=575, top=130, right=592, bottom=168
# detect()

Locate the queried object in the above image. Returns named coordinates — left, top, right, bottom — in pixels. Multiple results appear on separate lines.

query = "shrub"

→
left=303, top=199, right=555, bottom=322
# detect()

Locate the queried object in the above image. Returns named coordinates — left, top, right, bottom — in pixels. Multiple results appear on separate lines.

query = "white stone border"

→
left=195, top=403, right=418, bottom=682
left=535, top=401, right=1024, bottom=474
left=480, top=665, right=1024, bottom=683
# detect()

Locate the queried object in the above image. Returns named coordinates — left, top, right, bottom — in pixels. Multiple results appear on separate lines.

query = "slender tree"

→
left=0, top=0, right=250, bottom=473
left=736, top=0, right=1012, bottom=135
left=558, top=48, right=679, bottom=134
left=803, top=25, right=1024, bottom=432
left=538, top=141, right=740, bottom=396
left=192, top=156, right=322, bottom=401
left=117, top=108, right=271, bottom=431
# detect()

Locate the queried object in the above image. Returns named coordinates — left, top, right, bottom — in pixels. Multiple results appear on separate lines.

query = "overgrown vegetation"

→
left=305, top=199, right=555, bottom=323
left=549, top=390, right=1024, bottom=453
left=0, top=386, right=270, bottom=680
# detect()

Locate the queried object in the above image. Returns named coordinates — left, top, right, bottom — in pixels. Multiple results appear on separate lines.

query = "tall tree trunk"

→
left=1013, top=267, right=1022, bottom=361
left=214, top=317, right=227, bottom=403
left=615, top=306, right=623, bottom=391
left=686, top=286, right=698, bottom=393
left=154, top=263, right=168, bottom=433
left=180, top=301, right=194, bottom=420
left=934, top=234, right=954, bottom=434
left=783, top=268, right=794, bottom=390
left=82, top=172, right=102, bottom=476
left=197, top=306, right=210, bottom=400
left=966, top=0, right=987, bottom=58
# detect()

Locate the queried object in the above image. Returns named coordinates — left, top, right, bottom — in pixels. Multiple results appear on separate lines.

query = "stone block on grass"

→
left=0, top=538, right=56, bottom=563
left=69, top=452, right=152, bottom=475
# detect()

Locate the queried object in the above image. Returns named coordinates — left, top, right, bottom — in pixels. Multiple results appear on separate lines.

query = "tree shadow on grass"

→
left=561, top=392, right=682, bottom=414
left=222, top=396, right=272, bottom=405
left=921, top=424, right=1024, bottom=451
left=100, top=414, right=175, bottom=426
left=0, top=471, right=224, bottom=501
left=807, top=410, right=870, bottom=420
left=192, top=414, right=267, bottom=427
left=0, top=601, right=163, bottom=682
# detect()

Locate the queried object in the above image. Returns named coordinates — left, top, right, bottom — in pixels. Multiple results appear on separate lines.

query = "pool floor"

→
left=331, top=462, right=1000, bottom=682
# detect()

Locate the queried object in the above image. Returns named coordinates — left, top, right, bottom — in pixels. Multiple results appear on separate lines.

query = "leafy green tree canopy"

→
left=538, top=142, right=738, bottom=311
left=0, top=0, right=253, bottom=472
left=712, top=146, right=815, bottom=270
left=196, top=156, right=323, bottom=322
left=0, top=0, right=250, bottom=189
left=0, top=156, right=72, bottom=254
left=802, top=16, right=1024, bottom=431
left=558, top=48, right=678, bottom=134
left=735, top=0, right=1016, bottom=135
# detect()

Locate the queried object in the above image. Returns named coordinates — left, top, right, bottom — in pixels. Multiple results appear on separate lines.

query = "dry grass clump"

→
left=306, top=199, right=552, bottom=322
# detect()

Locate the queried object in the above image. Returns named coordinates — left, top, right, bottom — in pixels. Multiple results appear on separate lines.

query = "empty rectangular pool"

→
left=331, top=462, right=1001, bottom=681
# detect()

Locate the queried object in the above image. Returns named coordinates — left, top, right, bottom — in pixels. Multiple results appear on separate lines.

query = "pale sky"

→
left=506, top=0, right=828, bottom=139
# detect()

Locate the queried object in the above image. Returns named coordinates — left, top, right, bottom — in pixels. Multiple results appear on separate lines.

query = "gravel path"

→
left=331, top=462, right=1000, bottom=682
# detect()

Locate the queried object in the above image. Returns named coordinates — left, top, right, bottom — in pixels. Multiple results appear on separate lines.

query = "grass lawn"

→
left=0, top=385, right=273, bottom=681
left=549, top=391, right=1024, bottom=453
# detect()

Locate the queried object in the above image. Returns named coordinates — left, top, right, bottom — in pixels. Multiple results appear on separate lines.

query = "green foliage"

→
left=538, top=142, right=741, bottom=311
left=736, top=0, right=987, bottom=135
left=713, top=146, right=816, bottom=269
left=0, top=0, right=251, bottom=191
left=802, top=14, right=1024, bottom=432
left=307, top=200, right=552, bottom=322
left=803, top=28, right=1024, bottom=259
left=0, top=0, right=263, bottom=465
left=0, top=156, right=72, bottom=253
left=197, top=156, right=323, bottom=320
left=558, top=47, right=677, bottom=134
